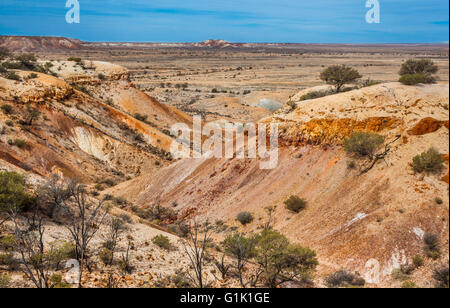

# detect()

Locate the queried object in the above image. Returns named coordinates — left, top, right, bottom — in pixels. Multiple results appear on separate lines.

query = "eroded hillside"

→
left=0, top=60, right=188, bottom=184
left=108, top=82, right=449, bottom=287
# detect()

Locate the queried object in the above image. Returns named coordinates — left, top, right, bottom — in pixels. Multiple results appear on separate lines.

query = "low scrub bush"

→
left=325, top=270, right=366, bottom=287
left=49, top=273, right=72, bottom=288
left=0, top=235, right=17, bottom=251
left=399, top=73, right=428, bottom=85
left=399, top=59, right=438, bottom=85
left=411, top=148, right=444, bottom=174
left=433, top=266, right=449, bottom=288
left=67, top=57, right=82, bottom=63
left=423, top=232, right=441, bottom=259
left=12, top=139, right=27, bottom=149
left=99, top=248, right=114, bottom=265
left=391, top=265, right=415, bottom=281
left=284, top=195, right=307, bottom=213
left=133, top=113, right=148, bottom=122
left=299, top=90, right=333, bottom=101
left=412, top=255, right=424, bottom=268
left=401, top=281, right=417, bottom=288
left=0, top=274, right=11, bottom=288
left=434, top=197, right=443, bottom=205
left=236, top=212, right=253, bottom=225
left=152, top=235, right=171, bottom=250
left=0, top=171, right=34, bottom=213
left=344, top=132, right=385, bottom=158
left=3, top=71, right=21, bottom=81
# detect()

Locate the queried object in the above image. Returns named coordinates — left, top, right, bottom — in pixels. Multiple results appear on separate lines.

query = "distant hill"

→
left=0, top=35, right=86, bottom=52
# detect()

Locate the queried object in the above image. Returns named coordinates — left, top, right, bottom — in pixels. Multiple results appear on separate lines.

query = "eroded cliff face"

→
left=107, top=82, right=449, bottom=287
left=0, top=63, right=175, bottom=183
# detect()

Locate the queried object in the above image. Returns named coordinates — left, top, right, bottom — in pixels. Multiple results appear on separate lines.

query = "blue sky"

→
left=0, top=0, right=448, bottom=43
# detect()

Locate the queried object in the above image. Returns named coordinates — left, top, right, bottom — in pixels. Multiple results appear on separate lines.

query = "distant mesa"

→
left=194, top=39, right=242, bottom=48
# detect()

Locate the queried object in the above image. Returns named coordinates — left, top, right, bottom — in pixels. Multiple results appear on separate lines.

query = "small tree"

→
left=101, top=217, right=126, bottom=265
left=255, top=229, right=318, bottom=287
left=223, top=233, right=257, bottom=287
left=399, top=59, right=439, bottom=84
left=9, top=210, right=52, bottom=288
left=182, top=221, right=214, bottom=288
left=320, top=65, right=362, bottom=93
left=214, top=254, right=231, bottom=280
left=44, top=177, right=109, bottom=287
left=411, top=148, right=444, bottom=174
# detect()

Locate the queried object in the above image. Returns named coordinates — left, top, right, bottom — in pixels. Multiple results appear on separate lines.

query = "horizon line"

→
left=1, top=35, right=449, bottom=46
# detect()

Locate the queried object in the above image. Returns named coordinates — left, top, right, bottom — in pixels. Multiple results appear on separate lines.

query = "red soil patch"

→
left=407, top=117, right=449, bottom=136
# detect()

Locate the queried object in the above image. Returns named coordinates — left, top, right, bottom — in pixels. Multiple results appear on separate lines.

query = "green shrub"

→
left=0, top=235, right=17, bottom=251
left=133, top=113, right=148, bottom=122
left=0, top=171, right=34, bottom=213
left=299, top=90, right=333, bottom=101
left=67, top=57, right=82, bottom=63
left=433, top=266, right=449, bottom=288
left=255, top=229, right=318, bottom=287
left=113, top=196, right=127, bottom=206
left=119, top=213, right=133, bottom=224
left=412, top=148, right=444, bottom=174
left=434, top=197, right=443, bottom=205
left=401, top=281, right=417, bottom=288
left=344, top=132, right=385, bottom=158
left=14, top=53, right=37, bottom=69
left=412, top=255, right=424, bottom=268
left=3, top=71, right=21, bottom=81
left=400, top=59, right=439, bottom=75
left=27, top=73, right=38, bottom=79
left=102, top=178, right=116, bottom=187
left=347, top=160, right=356, bottom=169
left=49, top=273, right=72, bottom=288
left=392, top=266, right=412, bottom=281
left=0, top=252, right=14, bottom=266
left=171, top=273, right=192, bottom=288
left=1, top=61, right=22, bottom=70
left=424, top=233, right=439, bottom=249
left=399, top=59, right=438, bottom=84
left=399, top=73, right=429, bottom=85
left=152, top=235, right=171, bottom=250
left=99, top=248, right=114, bottom=265
left=1, top=104, right=13, bottom=114
left=424, top=232, right=441, bottom=259
left=98, top=73, right=106, bottom=80
left=284, top=195, right=307, bottom=213
left=0, top=273, right=11, bottom=288
left=360, top=78, right=380, bottom=88
left=325, top=270, right=366, bottom=288
left=13, top=139, right=27, bottom=148
left=48, top=241, right=76, bottom=268
left=236, top=212, right=253, bottom=225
